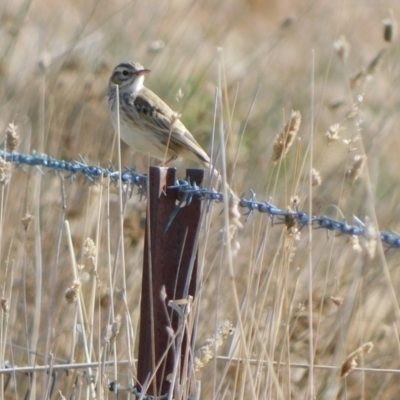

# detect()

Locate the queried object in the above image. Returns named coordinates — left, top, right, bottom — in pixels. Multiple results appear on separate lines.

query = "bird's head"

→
left=109, top=61, right=150, bottom=92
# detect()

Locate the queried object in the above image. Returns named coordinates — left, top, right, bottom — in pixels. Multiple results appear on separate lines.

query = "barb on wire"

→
left=1, top=150, right=400, bottom=249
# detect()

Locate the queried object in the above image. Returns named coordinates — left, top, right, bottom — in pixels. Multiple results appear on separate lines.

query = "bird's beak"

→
left=137, top=69, right=150, bottom=76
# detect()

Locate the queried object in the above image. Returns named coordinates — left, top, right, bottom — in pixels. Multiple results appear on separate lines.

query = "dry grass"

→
left=1, top=0, right=400, bottom=398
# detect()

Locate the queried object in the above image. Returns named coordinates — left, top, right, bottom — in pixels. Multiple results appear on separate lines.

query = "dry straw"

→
left=272, top=110, right=301, bottom=163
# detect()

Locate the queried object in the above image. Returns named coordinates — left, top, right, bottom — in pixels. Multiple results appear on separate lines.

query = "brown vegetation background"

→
left=1, top=0, right=400, bottom=398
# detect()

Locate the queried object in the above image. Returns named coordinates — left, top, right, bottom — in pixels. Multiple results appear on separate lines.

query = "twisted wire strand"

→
left=1, top=150, right=399, bottom=248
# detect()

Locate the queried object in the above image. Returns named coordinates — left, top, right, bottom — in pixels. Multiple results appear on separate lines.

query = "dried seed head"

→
left=0, top=158, right=12, bottom=185
left=383, top=10, right=397, bottom=43
left=363, top=217, right=377, bottom=259
left=83, top=237, right=96, bottom=267
left=272, top=110, right=301, bottom=163
left=176, top=88, right=184, bottom=102
left=330, top=296, right=344, bottom=306
left=341, top=342, right=374, bottom=378
left=229, top=197, right=243, bottom=229
left=325, top=123, right=342, bottom=143
left=349, top=235, right=362, bottom=252
left=290, top=195, right=301, bottom=207
left=65, top=280, right=82, bottom=304
left=334, top=35, right=350, bottom=62
left=217, top=197, right=242, bottom=254
left=350, top=70, right=365, bottom=90
left=6, top=122, right=20, bottom=152
left=1, top=297, right=9, bottom=314
left=346, top=103, right=359, bottom=119
left=346, top=154, right=366, bottom=184
left=284, top=207, right=297, bottom=230
left=102, top=325, right=112, bottom=345
left=286, top=224, right=301, bottom=243
left=147, top=39, right=165, bottom=53
left=21, top=213, right=34, bottom=232
left=110, top=314, right=122, bottom=343
left=312, top=168, right=322, bottom=187
left=194, top=320, right=234, bottom=371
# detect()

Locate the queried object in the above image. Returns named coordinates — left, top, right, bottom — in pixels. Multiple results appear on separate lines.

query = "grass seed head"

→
left=272, top=110, right=301, bottom=163
left=0, top=158, right=12, bottom=185
left=346, top=154, right=366, bottom=184
left=6, top=121, right=20, bottom=152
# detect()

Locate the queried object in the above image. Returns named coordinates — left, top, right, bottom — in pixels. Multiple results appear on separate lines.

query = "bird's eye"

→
left=122, top=70, right=129, bottom=76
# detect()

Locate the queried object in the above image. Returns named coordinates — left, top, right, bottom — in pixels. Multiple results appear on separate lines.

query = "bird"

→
left=107, top=61, right=236, bottom=199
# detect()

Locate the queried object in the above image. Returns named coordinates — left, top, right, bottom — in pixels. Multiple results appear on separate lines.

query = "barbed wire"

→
left=0, top=149, right=147, bottom=188
left=1, top=150, right=400, bottom=249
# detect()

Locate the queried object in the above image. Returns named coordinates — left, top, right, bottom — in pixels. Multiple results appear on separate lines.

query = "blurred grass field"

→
left=1, top=0, right=400, bottom=398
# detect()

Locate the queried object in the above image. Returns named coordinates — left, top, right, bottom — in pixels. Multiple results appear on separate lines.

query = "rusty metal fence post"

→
left=136, top=167, right=203, bottom=398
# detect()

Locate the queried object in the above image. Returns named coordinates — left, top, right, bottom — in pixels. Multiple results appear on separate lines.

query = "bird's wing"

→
left=133, top=88, right=210, bottom=164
